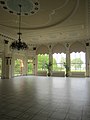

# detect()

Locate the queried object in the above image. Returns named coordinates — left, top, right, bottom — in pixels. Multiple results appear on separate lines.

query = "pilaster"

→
left=1, top=40, right=12, bottom=79
left=65, top=43, right=70, bottom=77
left=86, top=43, right=90, bottom=77
left=49, top=45, right=53, bottom=75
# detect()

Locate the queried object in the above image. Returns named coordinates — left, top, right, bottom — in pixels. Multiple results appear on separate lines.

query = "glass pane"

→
left=38, top=54, right=49, bottom=71
left=27, top=59, right=33, bottom=74
left=53, top=53, right=66, bottom=71
left=70, top=52, right=85, bottom=72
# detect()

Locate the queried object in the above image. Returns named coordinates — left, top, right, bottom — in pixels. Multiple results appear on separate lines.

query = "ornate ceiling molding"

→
left=0, top=0, right=79, bottom=30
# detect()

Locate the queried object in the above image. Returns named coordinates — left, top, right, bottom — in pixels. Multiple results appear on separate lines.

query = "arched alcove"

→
left=36, top=45, right=49, bottom=54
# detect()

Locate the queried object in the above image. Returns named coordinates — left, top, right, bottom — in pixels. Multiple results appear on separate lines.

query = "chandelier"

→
left=10, top=5, right=28, bottom=50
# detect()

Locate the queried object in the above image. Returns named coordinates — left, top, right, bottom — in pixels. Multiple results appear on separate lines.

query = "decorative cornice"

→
left=0, top=33, right=16, bottom=41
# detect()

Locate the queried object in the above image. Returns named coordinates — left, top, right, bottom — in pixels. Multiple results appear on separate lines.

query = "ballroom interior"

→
left=0, top=0, right=90, bottom=120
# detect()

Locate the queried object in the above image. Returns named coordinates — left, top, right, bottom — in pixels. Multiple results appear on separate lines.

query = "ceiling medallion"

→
left=0, top=0, right=40, bottom=15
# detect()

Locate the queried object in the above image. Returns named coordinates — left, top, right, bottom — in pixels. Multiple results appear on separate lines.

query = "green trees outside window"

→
left=27, top=59, right=33, bottom=74
left=70, top=52, right=85, bottom=72
left=38, top=52, right=85, bottom=72
left=38, top=54, right=49, bottom=71
left=14, top=59, right=23, bottom=76
left=38, top=53, right=66, bottom=72
left=53, top=53, right=66, bottom=71
left=13, top=52, right=85, bottom=76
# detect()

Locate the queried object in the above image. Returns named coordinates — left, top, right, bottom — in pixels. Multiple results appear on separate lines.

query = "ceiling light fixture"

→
left=10, top=4, right=28, bottom=50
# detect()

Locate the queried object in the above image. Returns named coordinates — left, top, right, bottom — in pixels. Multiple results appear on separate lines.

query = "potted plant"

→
left=45, top=62, right=52, bottom=76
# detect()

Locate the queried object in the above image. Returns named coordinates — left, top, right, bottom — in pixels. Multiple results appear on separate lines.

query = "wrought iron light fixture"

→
left=10, top=5, right=28, bottom=50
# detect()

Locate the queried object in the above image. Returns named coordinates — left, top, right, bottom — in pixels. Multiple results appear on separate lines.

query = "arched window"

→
left=52, top=43, right=66, bottom=71
left=53, top=53, right=66, bottom=71
left=37, top=45, right=49, bottom=72
left=70, top=42, right=86, bottom=72
left=70, top=52, right=85, bottom=72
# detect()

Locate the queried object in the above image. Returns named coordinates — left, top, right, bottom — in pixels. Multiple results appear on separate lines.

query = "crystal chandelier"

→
left=10, top=5, right=28, bottom=50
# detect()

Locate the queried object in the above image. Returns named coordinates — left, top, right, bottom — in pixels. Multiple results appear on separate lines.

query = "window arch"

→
left=70, top=41, right=85, bottom=53
left=36, top=45, right=49, bottom=54
left=52, top=43, right=66, bottom=54
left=37, top=45, right=49, bottom=71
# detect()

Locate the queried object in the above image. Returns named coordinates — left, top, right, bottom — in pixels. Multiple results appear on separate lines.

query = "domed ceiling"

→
left=0, top=0, right=88, bottom=45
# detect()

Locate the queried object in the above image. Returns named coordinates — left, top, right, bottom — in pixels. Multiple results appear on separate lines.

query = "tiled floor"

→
left=0, top=76, right=90, bottom=120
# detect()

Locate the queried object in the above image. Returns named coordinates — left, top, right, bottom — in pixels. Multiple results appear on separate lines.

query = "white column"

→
left=11, top=52, right=15, bottom=77
left=5, top=57, right=12, bottom=79
left=33, top=55, right=37, bottom=75
left=86, top=43, right=90, bottom=77
left=65, top=43, right=70, bottom=77
left=1, top=40, right=12, bottom=79
left=49, top=45, right=53, bottom=75
left=35, top=55, right=38, bottom=76
left=23, top=55, right=28, bottom=75
left=1, top=54, right=6, bottom=79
